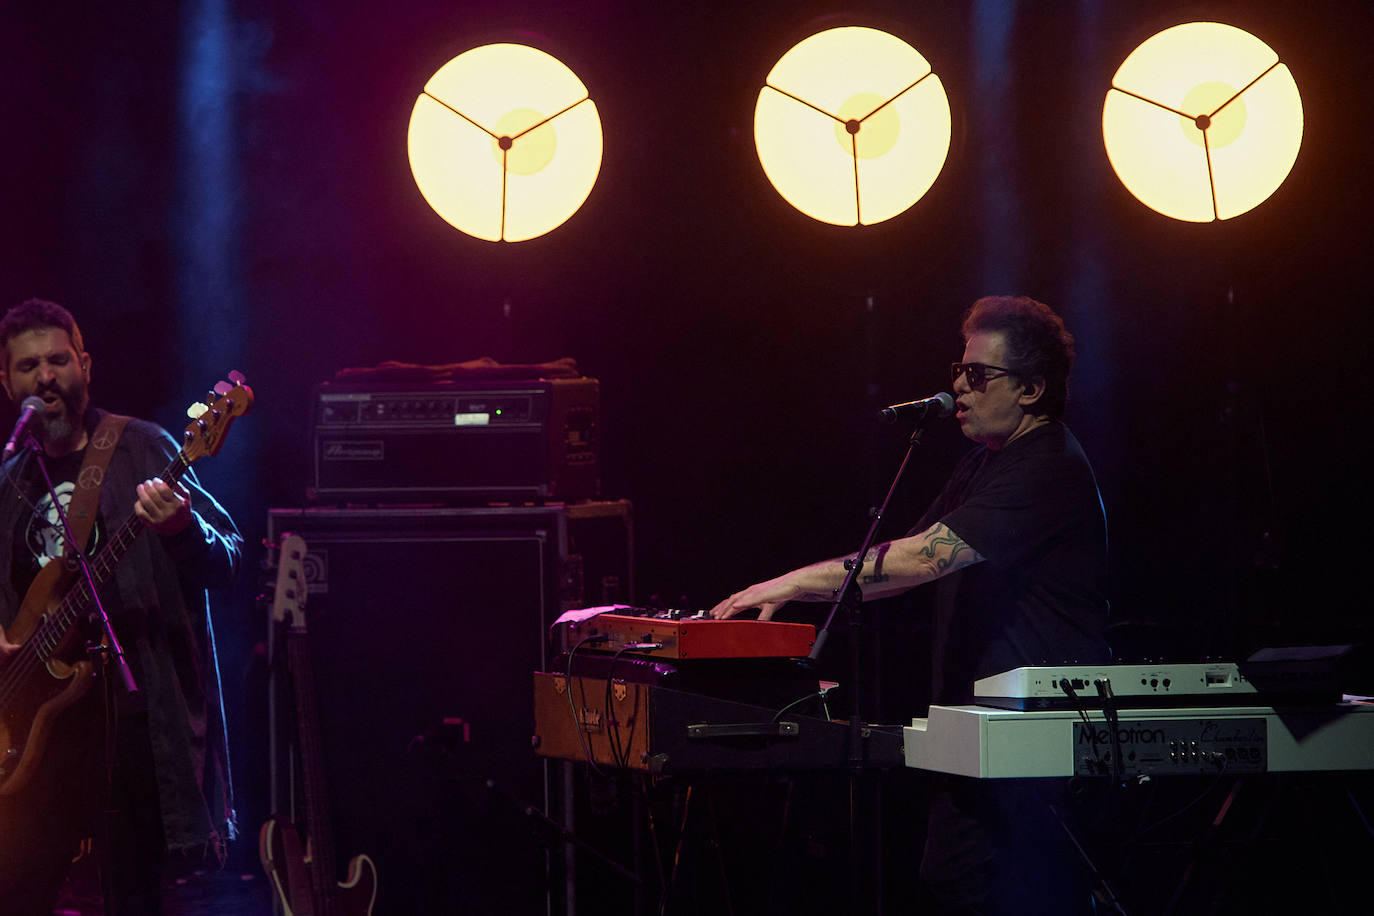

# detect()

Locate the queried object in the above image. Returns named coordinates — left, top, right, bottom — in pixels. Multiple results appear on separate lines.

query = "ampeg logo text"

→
left=323, top=441, right=385, bottom=461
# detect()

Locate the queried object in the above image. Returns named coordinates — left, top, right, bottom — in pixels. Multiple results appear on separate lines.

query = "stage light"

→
left=1103, top=22, right=1303, bottom=222
left=753, top=26, right=951, bottom=226
left=407, top=43, right=603, bottom=242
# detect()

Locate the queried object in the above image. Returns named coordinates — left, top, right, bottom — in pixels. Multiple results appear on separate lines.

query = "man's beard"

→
left=37, top=379, right=87, bottom=446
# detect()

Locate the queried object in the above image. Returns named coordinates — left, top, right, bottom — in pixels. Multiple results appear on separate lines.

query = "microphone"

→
left=878, top=391, right=954, bottom=424
left=3, top=396, right=46, bottom=459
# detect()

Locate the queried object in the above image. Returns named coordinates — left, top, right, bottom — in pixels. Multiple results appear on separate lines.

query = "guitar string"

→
left=2, top=384, right=245, bottom=771
left=0, top=467, right=176, bottom=703
left=6, top=451, right=181, bottom=661
left=0, top=450, right=190, bottom=744
left=0, top=484, right=156, bottom=706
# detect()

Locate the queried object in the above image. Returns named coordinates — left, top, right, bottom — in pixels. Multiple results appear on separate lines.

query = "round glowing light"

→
left=754, top=26, right=951, bottom=226
left=407, top=44, right=603, bottom=242
left=1103, top=22, right=1303, bottom=222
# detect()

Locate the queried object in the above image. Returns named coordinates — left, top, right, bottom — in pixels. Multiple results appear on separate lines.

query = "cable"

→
left=1049, top=802, right=1130, bottom=916
left=604, top=643, right=644, bottom=771
left=1061, top=679, right=1107, bottom=775
left=1060, top=679, right=1093, bottom=727
left=564, top=633, right=611, bottom=777
left=1094, top=678, right=1125, bottom=786
left=1346, top=785, right=1374, bottom=840
left=770, top=683, right=838, bottom=724
left=1124, top=757, right=1230, bottom=845
left=1, top=450, right=47, bottom=522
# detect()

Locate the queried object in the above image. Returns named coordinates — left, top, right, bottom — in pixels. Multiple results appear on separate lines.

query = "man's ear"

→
left=1018, top=377, right=1045, bottom=409
left=80, top=352, right=91, bottom=381
left=0, top=367, right=11, bottom=402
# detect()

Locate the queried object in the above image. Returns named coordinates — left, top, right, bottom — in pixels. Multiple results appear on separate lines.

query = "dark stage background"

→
left=4, top=0, right=1373, bottom=909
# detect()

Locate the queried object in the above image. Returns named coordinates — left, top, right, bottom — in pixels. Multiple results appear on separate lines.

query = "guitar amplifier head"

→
left=307, top=376, right=599, bottom=504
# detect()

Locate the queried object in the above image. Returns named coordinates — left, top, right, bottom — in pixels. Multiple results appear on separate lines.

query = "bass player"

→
left=0, top=299, right=242, bottom=916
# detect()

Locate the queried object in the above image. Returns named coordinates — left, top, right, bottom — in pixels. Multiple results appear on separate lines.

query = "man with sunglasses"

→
left=711, top=295, right=1108, bottom=914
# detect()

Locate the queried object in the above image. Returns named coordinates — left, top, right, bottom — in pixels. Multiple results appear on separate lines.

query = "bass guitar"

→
left=260, top=532, right=378, bottom=916
left=0, top=373, right=253, bottom=795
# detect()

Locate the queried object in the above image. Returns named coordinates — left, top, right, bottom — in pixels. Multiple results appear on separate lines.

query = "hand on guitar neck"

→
left=0, top=625, right=15, bottom=658
left=133, top=477, right=193, bottom=536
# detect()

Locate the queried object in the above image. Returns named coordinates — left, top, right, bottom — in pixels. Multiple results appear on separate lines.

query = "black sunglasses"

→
left=950, top=362, right=1013, bottom=389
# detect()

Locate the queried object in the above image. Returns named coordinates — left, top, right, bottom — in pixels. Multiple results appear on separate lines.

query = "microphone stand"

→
left=807, top=415, right=934, bottom=914
left=24, top=434, right=138, bottom=695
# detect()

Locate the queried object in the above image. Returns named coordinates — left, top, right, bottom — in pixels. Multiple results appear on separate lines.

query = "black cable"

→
left=1048, top=802, right=1130, bottom=916
left=1346, top=785, right=1374, bottom=840
left=603, top=649, right=624, bottom=769
left=1124, top=758, right=1230, bottom=845
left=564, top=633, right=611, bottom=777
left=1094, top=678, right=1125, bottom=786
left=1, top=450, right=47, bottom=522
left=604, top=643, right=641, bottom=771
left=1061, top=679, right=1107, bottom=775
left=770, top=683, right=838, bottom=724
left=1061, top=679, right=1093, bottom=727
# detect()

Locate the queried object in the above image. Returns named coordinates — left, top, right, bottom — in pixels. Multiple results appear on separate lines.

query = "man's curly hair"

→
left=961, top=295, right=1074, bottom=419
left=0, top=299, right=86, bottom=369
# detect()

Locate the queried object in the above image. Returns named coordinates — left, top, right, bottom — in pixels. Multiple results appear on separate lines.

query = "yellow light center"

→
left=832, top=92, right=901, bottom=159
left=1179, top=81, right=1247, bottom=148
left=490, top=108, right=559, bottom=175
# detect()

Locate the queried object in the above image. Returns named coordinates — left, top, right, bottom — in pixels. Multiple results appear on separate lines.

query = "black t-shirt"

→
left=912, top=421, right=1110, bottom=706
left=8, top=448, right=104, bottom=599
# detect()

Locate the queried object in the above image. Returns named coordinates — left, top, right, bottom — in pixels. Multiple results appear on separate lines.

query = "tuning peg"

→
left=228, top=370, right=246, bottom=386
left=186, top=402, right=210, bottom=420
left=214, top=380, right=233, bottom=396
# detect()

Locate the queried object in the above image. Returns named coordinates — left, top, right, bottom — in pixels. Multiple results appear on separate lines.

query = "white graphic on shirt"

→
left=26, top=482, right=101, bottom=568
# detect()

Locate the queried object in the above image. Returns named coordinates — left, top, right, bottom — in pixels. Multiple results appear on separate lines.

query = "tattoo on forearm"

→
left=919, top=523, right=973, bottom=572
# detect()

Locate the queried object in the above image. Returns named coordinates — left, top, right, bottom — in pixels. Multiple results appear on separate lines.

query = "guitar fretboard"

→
left=29, top=451, right=188, bottom=662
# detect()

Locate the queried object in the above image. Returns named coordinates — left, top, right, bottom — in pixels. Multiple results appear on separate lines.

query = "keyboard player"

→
left=711, top=296, right=1110, bottom=915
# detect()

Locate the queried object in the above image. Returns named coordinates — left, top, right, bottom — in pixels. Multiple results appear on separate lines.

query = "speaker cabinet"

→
left=265, top=502, right=632, bottom=914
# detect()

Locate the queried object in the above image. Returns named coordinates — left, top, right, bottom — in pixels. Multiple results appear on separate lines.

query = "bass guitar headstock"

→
left=271, top=533, right=309, bottom=631
left=182, top=370, right=254, bottom=465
